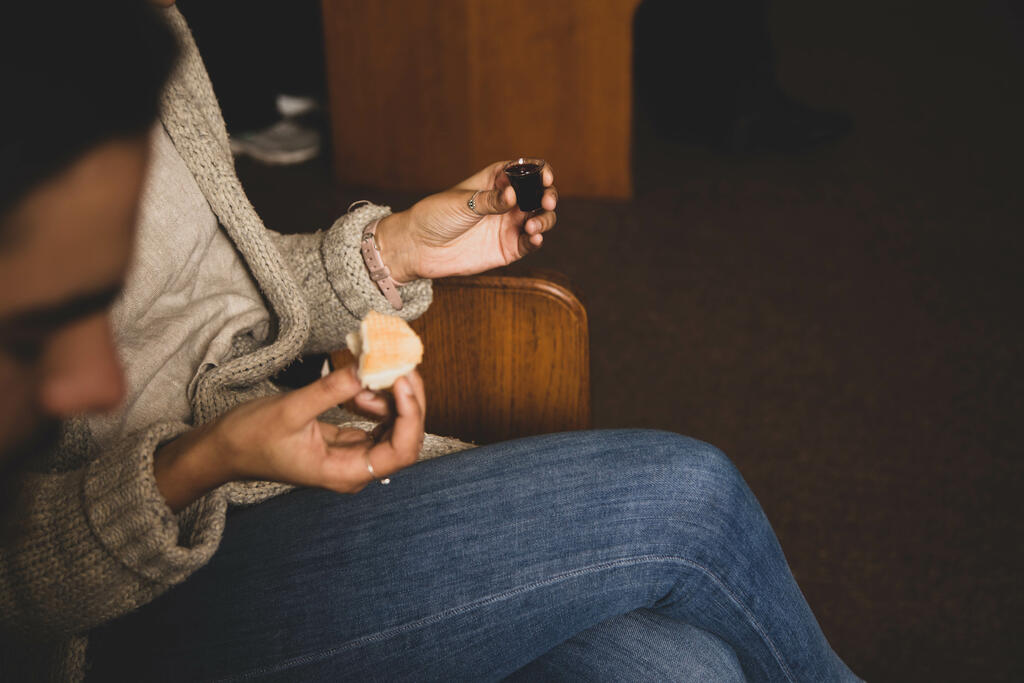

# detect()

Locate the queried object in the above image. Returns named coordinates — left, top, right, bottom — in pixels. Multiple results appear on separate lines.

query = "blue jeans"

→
left=87, top=430, right=858, bottom=682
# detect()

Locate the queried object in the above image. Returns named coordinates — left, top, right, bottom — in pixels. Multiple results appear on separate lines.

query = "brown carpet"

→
left=237, top=2, right=1023, bottom=680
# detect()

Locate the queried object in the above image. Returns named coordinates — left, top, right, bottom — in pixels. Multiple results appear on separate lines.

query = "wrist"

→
left=153, top=423, right=235, bottom=513
left=373, top=212, right=418, bottom=283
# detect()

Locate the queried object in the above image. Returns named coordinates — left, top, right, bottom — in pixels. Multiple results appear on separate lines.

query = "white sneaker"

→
left=229, top=119, right=321, bottom=165
left=276, top=93, right=320, bottom=118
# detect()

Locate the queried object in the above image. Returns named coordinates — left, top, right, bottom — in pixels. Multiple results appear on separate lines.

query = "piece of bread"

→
left=345, top=311, right=424, bottom=390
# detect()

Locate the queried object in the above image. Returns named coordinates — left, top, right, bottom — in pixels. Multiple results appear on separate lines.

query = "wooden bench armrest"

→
left=332, top=273, right=590, bottom=444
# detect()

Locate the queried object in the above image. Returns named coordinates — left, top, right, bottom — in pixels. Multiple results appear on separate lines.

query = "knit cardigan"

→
left=0, top=8, right=469, bottom=680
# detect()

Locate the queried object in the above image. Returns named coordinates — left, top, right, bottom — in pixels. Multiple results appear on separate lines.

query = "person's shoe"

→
left=726, top=89, right=853, bottom=154
left=276, top=93, right=320, bottom=119
left=229, top=119, right=321, bottom=165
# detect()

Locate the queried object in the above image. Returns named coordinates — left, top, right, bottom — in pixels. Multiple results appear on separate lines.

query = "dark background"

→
left=224, top=1, right=1023, bottom=680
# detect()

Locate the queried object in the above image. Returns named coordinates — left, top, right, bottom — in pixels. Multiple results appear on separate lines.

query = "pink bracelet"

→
left=360, top=218, right=404, bottom=310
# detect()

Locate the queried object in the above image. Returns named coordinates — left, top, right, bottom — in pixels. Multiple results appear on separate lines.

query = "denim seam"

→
left=212, top=554, right=794, bottom=682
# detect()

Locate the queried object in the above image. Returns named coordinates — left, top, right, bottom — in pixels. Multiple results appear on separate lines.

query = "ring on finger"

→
left=365, top=451, right=390, bottom=485
left=467, top=190, right=483, bottom=216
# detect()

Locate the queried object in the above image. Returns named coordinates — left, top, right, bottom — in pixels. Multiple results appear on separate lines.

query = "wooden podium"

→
left=321, top=0, right=642, bottom=199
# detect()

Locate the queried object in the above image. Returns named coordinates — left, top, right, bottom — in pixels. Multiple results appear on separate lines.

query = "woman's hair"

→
left=0, top=0, right=179, bottom=224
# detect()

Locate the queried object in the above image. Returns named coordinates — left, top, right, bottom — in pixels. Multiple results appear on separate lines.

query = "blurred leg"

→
left=176, top=0, right=324, bottom=133
left=176, top=0, right=279, bottom=132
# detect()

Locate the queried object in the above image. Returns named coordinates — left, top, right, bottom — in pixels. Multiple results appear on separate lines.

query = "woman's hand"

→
left=153, top=366, right=425, bottom=512
left=375, top=160, right=558, bottom=282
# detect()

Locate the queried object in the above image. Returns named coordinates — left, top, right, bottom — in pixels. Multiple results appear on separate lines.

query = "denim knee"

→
left=628, top=429, right=741, bottom=488
left=621, top=429, right=752, bottom=534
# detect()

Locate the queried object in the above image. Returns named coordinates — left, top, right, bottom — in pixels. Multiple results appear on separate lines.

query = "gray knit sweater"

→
left=0, top=8, right=468, bottom=680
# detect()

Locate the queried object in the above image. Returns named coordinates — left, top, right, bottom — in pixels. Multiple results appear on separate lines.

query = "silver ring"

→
left=467, top=190, right=483, bottom=216
left=365, top=452, right=390, bottom=485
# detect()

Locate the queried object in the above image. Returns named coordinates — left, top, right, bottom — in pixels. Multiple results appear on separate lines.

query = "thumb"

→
left=465, top=186, right=515, bottom=217
left=281, top=366, right=363, bottom=426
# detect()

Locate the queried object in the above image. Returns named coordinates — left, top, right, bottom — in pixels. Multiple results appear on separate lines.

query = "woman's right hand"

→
left=153, top=365, right=425, bottom=512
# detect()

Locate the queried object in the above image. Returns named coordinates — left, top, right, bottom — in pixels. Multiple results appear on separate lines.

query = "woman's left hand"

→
left=374, top=160, right=558, bottom=282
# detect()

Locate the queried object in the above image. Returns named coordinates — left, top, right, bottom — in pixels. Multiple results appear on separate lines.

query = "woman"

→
left=1, top=2, right=859, bottom=681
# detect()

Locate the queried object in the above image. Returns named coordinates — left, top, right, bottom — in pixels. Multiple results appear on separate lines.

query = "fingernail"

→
left=400, top=376, right=416, bottom=396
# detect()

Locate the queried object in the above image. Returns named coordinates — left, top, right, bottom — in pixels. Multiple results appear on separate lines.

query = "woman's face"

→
left=0, top=136, right=148, bottom=478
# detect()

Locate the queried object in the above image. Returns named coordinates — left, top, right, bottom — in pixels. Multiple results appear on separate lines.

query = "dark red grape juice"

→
left=504, top=161, right=544, bottom=212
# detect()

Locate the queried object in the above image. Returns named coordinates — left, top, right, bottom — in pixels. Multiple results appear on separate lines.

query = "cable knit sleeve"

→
left=0, top=421, right=227, bottom=640
left=269, top=202, right=433, bottom=354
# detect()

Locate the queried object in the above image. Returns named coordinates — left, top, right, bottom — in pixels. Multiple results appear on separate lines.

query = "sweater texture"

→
left=0, top=8, right=469, bottom=680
